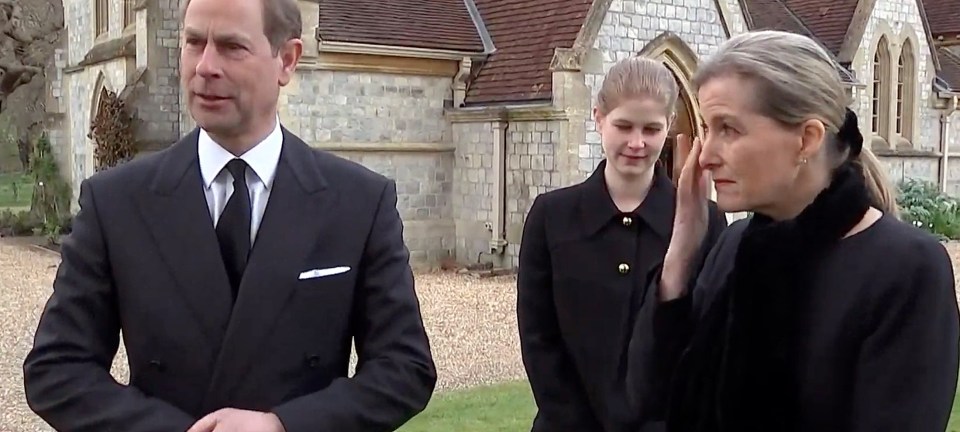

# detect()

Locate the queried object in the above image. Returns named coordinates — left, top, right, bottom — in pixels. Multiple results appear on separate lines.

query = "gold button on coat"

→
left=618, top=263, right=630, bottom=274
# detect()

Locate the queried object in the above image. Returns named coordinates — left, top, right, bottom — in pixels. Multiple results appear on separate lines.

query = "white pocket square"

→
left=298, top=266, right=351, bottom=280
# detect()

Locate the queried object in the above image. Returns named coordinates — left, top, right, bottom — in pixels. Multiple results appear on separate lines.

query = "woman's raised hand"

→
left=661, top=133, right=710, bottom=300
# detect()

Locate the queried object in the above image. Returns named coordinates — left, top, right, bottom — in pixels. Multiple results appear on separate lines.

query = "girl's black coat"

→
left=517, top=160, right=728, bottom=432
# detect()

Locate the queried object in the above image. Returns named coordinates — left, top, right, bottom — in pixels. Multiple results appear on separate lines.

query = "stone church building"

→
left=44, top=0, right=960, bottom=269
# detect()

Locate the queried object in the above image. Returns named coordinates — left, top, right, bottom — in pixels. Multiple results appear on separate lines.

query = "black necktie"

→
left=216, top=159, right=251, bottom=300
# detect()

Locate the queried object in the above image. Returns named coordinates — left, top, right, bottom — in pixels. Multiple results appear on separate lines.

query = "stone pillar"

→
left=550, top=47, right=593, bottom=188
left=298, top=0, right=320, bottom=58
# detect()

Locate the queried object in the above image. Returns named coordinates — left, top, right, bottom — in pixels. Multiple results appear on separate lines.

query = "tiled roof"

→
left=740, top=0, right=816, bottom=38
left=317, top=0, right=486, bottom=52
left=923, top=0, right=960, bottom=36
left=938, top=46, right=960, bottom=92
left=738, top=0, right=858, bottom=84
left=463, top=0, right=593, bottom=105
left=780, top=0, right=859, bottom=55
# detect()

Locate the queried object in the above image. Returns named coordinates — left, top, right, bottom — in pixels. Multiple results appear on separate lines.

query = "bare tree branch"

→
left=0, top=0, right=63, bottom=117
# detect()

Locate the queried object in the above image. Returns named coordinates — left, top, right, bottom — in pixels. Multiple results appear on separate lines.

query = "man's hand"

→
left=186, top=408, right=285, bottom=432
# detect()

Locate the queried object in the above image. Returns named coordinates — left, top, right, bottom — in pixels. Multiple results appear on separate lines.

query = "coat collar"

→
left=578, top=159, right=676, bottom=240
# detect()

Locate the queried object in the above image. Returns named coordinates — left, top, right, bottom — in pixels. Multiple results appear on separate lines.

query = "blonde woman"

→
left=517, top=56, right=727, bottom=432
left=628, top=30, right=959, bottom=431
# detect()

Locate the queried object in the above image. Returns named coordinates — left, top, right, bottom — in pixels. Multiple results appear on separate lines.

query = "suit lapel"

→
left=202, top=129, right=337, bottom=410
left=135, top=129, right=233, bottom=346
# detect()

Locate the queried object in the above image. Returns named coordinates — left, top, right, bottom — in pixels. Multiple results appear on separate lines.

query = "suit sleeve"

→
left=271, top=179, right=436, bottom=432
left=625, top=203, right=728, bottom=422
left=516, top=195, right=604, bottom=431
left=849, top=239, right=960, bottom=431
left=22, top=179, right=196, bottom=431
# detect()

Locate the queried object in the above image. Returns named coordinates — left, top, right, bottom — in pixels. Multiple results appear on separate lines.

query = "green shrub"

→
left=897, top=179, right=960, bottom=240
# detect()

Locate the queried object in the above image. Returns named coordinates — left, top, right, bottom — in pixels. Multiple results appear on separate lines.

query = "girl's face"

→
left=595, top=97, right=672, bottom=180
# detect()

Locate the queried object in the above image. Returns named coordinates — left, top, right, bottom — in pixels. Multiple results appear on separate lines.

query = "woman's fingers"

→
left=677, top=134, right=703, bottom=195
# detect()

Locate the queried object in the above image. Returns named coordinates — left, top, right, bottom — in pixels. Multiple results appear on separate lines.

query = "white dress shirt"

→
left=198, top=119, right=283, bottom=244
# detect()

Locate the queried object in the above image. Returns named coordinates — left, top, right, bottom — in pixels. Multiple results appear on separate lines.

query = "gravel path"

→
left=0, top=238, right=523, bottom=432
left=4, top=239, right=960, bottom=431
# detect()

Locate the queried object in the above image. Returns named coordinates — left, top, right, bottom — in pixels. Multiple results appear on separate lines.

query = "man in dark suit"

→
left=22, top=0, right=436, bottom=430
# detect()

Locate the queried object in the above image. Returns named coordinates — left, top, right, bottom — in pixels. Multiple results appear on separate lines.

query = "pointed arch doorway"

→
left=637, top=32, right=703, bottom=187
left=659, top=73, right=698, bottom=186
left=638, top=32, right=743, bottom=222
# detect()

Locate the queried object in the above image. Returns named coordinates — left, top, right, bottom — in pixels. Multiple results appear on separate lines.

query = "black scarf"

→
left=666, top=109, right=871, bottom=431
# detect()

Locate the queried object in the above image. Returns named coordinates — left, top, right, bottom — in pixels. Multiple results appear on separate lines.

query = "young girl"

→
left=517, top=56, right=728, bottom=432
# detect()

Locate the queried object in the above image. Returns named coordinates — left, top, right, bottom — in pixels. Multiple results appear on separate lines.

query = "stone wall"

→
left=279, top=70, right=449, bottom=144
left=332, top=150, right=455, bottom=268
left=451, top=120, right=495, bottom=266
left=59, top=0, right=183, bottom=201
left=504, top=120, right=564, bottom=267
left=879, top=155, right=940, bottom=186
left=278, top=68, right=456, bottom=269
left=582, top=0, right=733, bottom=176
left=138, top=0, right=183, bottom=147
left=450, top=117, right=564, bottom=268
left=852, top=0, right=939, bottom=152
left=65, top=60, right=129, bottom=200
left=45, top=47, right=70, bottom=179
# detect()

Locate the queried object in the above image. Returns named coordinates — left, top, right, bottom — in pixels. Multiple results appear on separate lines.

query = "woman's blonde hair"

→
left=691, top=30, right=899, bottom=217
left=596, top=56, right=680, bottom=118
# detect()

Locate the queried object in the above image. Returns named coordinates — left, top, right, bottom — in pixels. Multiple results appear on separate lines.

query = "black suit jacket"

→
left=517, top=161, right=727, bottom=432
left=23, top=128, right=437, bottom=432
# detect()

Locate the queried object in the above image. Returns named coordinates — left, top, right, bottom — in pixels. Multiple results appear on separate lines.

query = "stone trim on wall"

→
left=445, top=105, right=568, bottom=123
left=839, top=0, right=879, bottom=64
left=895, top=23, right=922, bottom=148
left=71, top=33, right=136, bottom=70
left=874, top=148, right=941, bottom=157
left=316, top=36, right=488, bottom=61
left=298, top=52, right=459, bottom=77
left=866, top=20, right=897, bottom=150
left=637, top=31, right=703, bottom=138
left=311, top=142, right=456, bottom=153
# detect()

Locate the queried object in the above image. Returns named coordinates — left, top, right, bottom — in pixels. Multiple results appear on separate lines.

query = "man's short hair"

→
left=180, top=0, right=302, bottom=54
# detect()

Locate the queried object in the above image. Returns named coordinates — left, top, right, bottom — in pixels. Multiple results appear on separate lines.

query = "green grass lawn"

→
left=0, top=171, right=31, bottom=211
left=398, top=379, right=960, bottom=432
left=949, top=387, right=960, bottom=432
left=398, top=380, right=536, bottom=432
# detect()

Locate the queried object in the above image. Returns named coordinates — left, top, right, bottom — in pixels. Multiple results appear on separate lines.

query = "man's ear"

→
left=278, top=38, right=303, bottom=87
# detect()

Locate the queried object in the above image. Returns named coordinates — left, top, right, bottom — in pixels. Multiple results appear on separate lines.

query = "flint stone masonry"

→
left=581, top=0, right=733, bottom=177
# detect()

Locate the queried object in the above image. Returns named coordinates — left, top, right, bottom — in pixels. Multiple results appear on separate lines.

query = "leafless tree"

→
left=0, top=0, right=63, bottom=170
left=0, top=0, right=62, bottom=109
